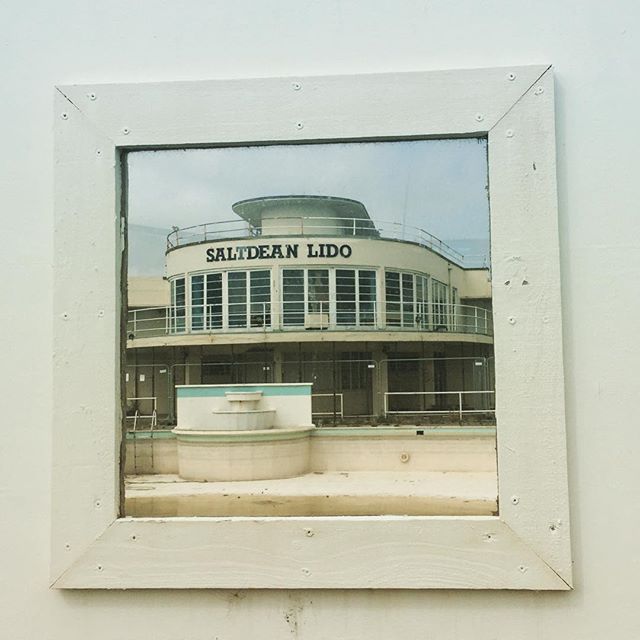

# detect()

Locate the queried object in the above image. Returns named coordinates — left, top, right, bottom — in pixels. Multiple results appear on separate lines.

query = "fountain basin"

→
left=173, top=425, right=314, bottom=481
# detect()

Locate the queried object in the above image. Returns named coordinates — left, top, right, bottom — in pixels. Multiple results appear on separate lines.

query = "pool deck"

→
left=125, top=471, right=498, bottom=517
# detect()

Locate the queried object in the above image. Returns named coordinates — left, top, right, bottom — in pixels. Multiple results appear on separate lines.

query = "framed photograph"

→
left=52, top=66, right=571, bottom=589
left=124, top=137, right=496, bottom=519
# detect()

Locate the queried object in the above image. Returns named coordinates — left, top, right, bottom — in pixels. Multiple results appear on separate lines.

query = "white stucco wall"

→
left=2, top=1, right=638, bottom=638
left=128, top=276, right=170, bottom=308
left=166, top=237, right=466, bottom=289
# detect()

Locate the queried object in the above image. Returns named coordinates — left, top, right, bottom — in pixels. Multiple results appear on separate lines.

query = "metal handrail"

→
left=312, top=393, right=345, bottom=418
left=166, top=216, right=464, bottom=264
left=384, top=390, right=495, bottom=421
left=127, top=301, right=493, bottom=338
left=126, top=396, right=158, bottom=431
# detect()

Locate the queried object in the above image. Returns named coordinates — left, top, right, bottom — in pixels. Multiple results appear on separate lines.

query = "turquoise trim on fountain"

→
left=176, top=383, right=312, bottom=398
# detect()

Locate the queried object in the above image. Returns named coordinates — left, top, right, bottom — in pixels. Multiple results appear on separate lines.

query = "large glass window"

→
left=385, top=271, right=444, bottom=329
left=282, top=269, right=304, bottom=327
left=185, top=268, right=450, bottom=332
left=191, top=274, right=205, bottom=330
left=336, top=269, right=377, bottom=326
left=206, top=273, right=223, bottom=329
left=189, top=273, right=223, bottom=331
left=432, top=279, right=449, bottom=329
left=385, top=271, right=401, bottom=327
left=250, top=270, right=271, bottom=327
left=401, top=273, right=414, bottom=326
left=358, top=270, right=376, bottom=326
left=283, top=267, right=377, bottom=329
left=385, top=270, right=417, bottom=328
left=227, top=271, right=247, bottom=328
left=221, top=270, right=272, bottom=329
left=336, top=269, right=356, bottom=325
left=307, top=269, right=329, bottom=315
left=416, top=275, right=429, bottom=328
left=170, top=277, right=186, bottom=332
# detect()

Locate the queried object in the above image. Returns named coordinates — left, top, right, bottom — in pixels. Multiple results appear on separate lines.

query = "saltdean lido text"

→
left=206, top=243, right=353, bottom=262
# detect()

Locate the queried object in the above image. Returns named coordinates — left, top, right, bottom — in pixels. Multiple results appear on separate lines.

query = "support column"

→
left=272, top=348, right=284, bottom=383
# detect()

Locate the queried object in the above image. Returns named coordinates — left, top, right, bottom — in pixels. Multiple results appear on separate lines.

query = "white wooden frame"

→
left=52, top=66, right=571, bottom=589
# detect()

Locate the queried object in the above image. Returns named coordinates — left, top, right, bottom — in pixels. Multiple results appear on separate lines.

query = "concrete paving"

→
left=125, top=471, right=498, bottom=517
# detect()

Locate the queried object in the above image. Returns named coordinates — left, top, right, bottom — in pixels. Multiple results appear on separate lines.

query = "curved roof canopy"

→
left=232, top=195, right=377, bottom=233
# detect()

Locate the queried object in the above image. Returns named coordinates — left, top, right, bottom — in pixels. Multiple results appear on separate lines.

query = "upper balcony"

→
left=166, top=195, right=466, bottom=266
left=127, top=300, right=493, bottom=346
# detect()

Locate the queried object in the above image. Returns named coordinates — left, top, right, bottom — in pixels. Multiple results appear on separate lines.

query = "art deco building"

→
left=126, top=195, right=494, bottom=427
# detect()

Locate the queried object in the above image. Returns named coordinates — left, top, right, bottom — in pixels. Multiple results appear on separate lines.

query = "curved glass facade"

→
left=151, top=265, right=491, bottom=337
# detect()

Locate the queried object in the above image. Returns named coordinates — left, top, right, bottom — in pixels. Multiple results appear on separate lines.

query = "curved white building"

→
left=126, top=195, right=494, bottom=425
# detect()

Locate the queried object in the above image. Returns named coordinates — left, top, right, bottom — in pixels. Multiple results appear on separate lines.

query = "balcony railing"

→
left=166, top=216, right=465, bottom=264
left=384, top=390, right=496, bottom=420
left=127, top=302, right=493, bottom=339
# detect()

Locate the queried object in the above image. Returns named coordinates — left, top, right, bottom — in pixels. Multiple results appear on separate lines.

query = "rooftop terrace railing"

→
left=166, top=216, right=465, bottom=264
left=127, top=301, right=493, bottom=340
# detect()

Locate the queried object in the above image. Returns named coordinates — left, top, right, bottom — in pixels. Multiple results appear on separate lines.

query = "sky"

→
left=127, top=138, right=490, bottom=275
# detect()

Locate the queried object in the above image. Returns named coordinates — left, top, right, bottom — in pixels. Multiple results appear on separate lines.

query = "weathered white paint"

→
left=3, top=0, right=639, bottom=636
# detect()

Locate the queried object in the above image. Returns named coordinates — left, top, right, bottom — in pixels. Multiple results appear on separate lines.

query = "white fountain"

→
left=172, top=383, right=314, bottom=481
left=206, top=390, right=276, bottom=431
